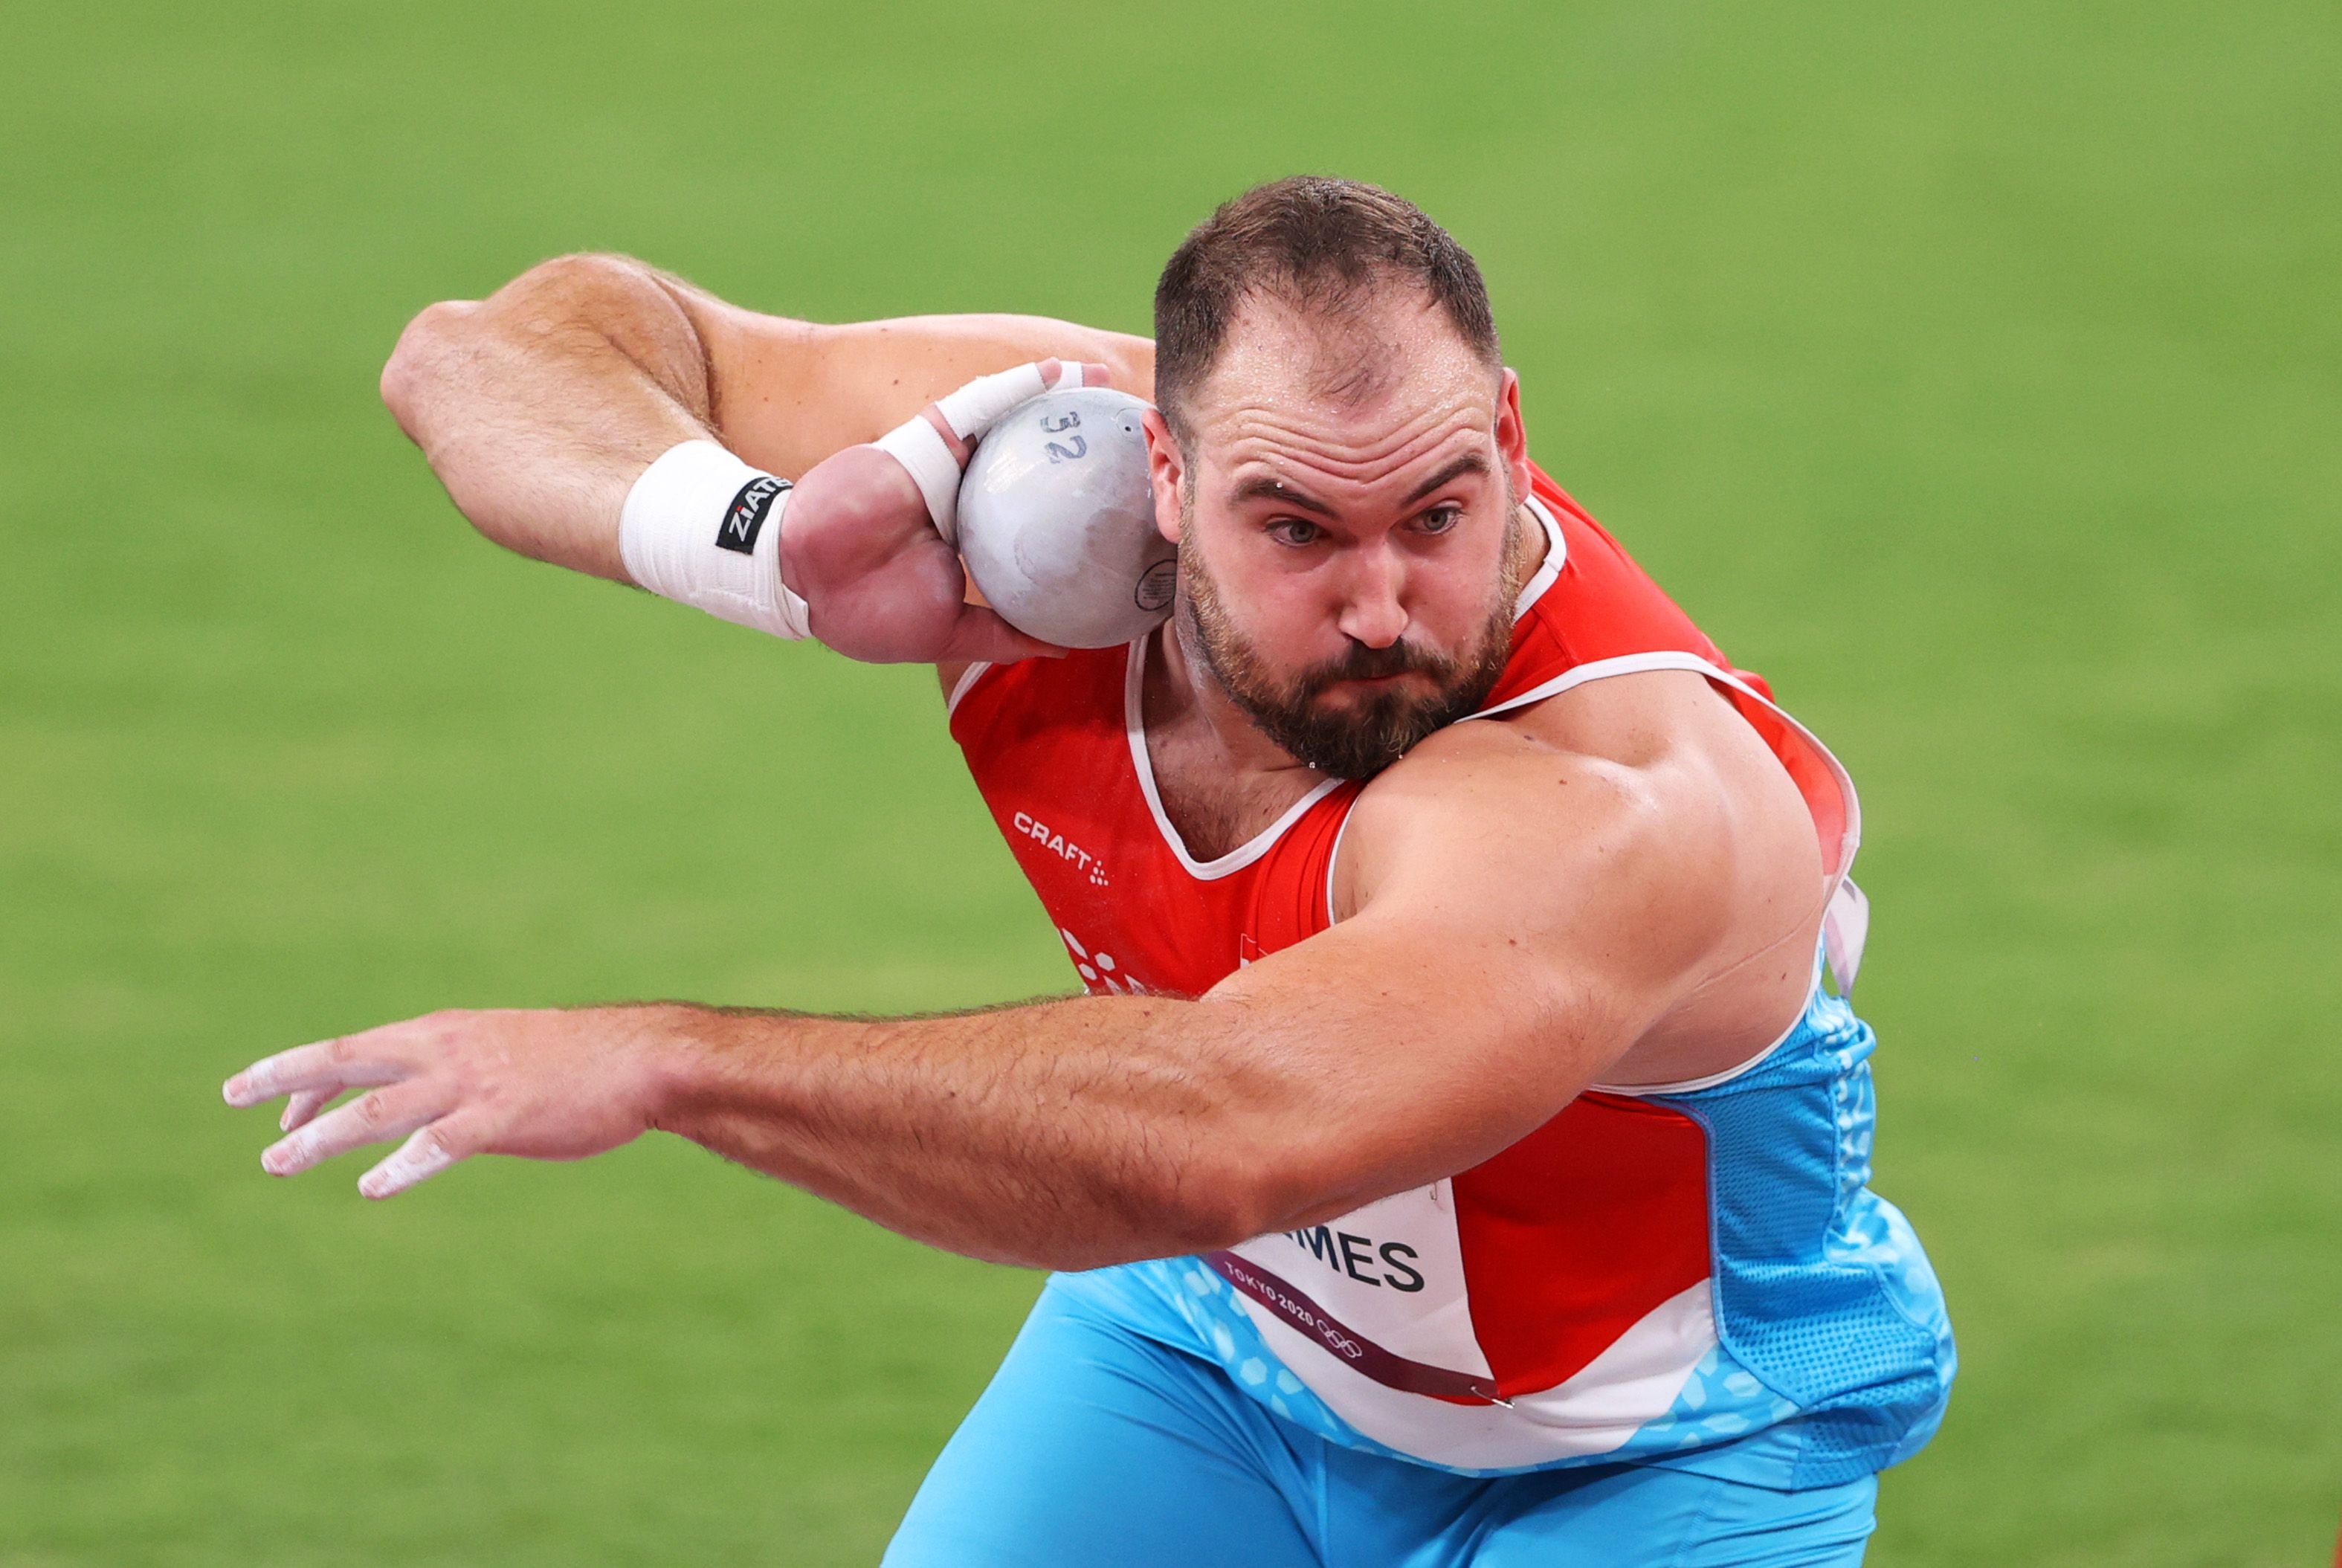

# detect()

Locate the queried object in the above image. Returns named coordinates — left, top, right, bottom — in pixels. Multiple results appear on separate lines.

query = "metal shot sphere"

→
left=955, top=388, right=1177, bottom=648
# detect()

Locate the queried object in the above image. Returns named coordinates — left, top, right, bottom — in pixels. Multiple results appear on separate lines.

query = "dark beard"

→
left=1178, top=509, right=1526, bottom=781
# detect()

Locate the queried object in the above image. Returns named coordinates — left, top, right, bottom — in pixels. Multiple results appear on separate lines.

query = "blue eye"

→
left=1417, top=506, right=1462, bottom=535
left=1268, top=519, right=1323, bottom=546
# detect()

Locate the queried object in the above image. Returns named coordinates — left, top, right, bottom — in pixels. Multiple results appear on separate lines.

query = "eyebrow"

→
left=1228, top=451, right=1493, bottom=517
left=1403, top=451, right=1491, bottom=504
left=1228, top=474, right=1338, bottom=516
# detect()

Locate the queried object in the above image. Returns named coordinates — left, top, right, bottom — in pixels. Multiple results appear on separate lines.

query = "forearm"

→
left=639, top=917, right=1617, bottom=1270
left=645, top=993, right=1303, bottom=1269
left=381, top=254, right=719, bottom=580
left=223, top=910, right=1628, bottom=1247
left=383, top=254, right=1155, bottom=585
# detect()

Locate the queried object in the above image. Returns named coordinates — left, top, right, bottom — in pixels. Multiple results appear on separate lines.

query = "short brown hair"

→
left=1152, top=176, right=1500, bottom=439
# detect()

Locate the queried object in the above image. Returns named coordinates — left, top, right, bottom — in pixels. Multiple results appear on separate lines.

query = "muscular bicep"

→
left=671, top=289, right=1155, bottom=479
left=1197, top=736, right=1729, bottom=1226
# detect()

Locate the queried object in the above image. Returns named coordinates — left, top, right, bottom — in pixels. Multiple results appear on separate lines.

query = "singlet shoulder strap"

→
left=946, top=642, right=1130, bottom=746
left=944, top=660, right=995, bottom=720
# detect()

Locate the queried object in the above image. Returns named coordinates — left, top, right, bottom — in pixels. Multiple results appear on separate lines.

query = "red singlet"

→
left=945, top=462, right=1865, bottom=1468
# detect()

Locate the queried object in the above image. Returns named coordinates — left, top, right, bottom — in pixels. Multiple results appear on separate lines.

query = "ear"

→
left=1142, top=407, right=1186, bottom=544
left=1495, top=368, right=1531, bottom=502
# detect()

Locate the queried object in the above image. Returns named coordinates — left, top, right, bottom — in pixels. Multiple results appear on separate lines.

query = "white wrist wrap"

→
left=871, top=359, right=1087, bottom=546
left=618, top=440, right=812, bottom=641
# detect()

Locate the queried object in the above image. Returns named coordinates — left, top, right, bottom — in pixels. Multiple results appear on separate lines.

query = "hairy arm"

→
left=378, top=252, right=1153, bottom=590
left=647, top=753, right=1722, bottom=1264
left=224, top=723, right=1747, bottom=1268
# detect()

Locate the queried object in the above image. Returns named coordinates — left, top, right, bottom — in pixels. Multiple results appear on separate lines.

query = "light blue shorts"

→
left=884, top=1278, right=1877, bottom=1567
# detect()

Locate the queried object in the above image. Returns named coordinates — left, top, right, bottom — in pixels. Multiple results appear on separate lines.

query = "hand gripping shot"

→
left=875, top=359, right=1175, bottom=650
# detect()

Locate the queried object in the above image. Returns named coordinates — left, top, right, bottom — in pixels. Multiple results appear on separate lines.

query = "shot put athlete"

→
left=225, top=178, right=1953, bottom=1564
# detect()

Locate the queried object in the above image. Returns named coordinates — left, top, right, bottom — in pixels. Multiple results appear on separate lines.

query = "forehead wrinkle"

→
left=1190, top=287, right=1497, bottom=446
left=1217, top=400, right=1491, bottom=503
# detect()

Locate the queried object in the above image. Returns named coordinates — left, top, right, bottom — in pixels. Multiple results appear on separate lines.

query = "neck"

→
left=1155, top=611, right=1318, bottom=781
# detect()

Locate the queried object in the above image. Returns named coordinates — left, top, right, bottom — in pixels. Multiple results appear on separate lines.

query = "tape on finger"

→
left=871, top=359, right=1090, bottom=543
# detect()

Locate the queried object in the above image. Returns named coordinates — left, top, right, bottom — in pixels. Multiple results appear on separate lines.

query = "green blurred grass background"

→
left=3, top=2, right=2335, bottom=1563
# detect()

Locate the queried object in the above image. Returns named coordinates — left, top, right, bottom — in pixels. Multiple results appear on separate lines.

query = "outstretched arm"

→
left=222, top=706, right=1795, bottom=1270
left=379, top=254, right=1155, bottom=651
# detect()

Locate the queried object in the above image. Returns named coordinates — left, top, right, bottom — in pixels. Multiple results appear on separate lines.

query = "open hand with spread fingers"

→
left=222, top=1009, right=675, bottom=1199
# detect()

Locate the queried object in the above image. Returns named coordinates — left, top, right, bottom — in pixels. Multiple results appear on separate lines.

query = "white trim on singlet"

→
left=1126, top=638, right=1345, bottom=882
left=943, top=661, right=994, bottom=720
left=1468, top=649, right=1862, bottom=883
left=1589, top=952, right=1825, bottom=1097
left=1323, top=799, right=1359, bottom=929
left=1513, top=494, right=1567, bottom=617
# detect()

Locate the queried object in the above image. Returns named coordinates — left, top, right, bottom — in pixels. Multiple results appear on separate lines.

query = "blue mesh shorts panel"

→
left=1651, top=989, right=1956, bottom=1486
left=1057, top=984, right=1953, bottom=1486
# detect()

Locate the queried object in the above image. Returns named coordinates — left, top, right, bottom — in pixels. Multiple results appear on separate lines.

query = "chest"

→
left=955, top=654, right=1347, bottom=1001
left=1143, top=714, right=1327, bottom=865
left=982, top=758, right=1262, bottom=1000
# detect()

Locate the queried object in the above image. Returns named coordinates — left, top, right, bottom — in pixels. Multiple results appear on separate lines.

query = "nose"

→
left=1334, top=539, right=1409, bottom=649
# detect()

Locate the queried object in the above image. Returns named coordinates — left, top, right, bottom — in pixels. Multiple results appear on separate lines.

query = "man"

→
left=225, top=178, right=1952, bottom=1564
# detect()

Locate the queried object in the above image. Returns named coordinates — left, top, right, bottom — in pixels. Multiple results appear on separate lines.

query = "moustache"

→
left=1294, top=638, right=1460, bottom=694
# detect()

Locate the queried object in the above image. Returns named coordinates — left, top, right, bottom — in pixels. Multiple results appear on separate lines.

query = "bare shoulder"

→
left=1335, top=675, right=1732, bottom=945
left=1335, top=668, right=1828, bottom=1081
